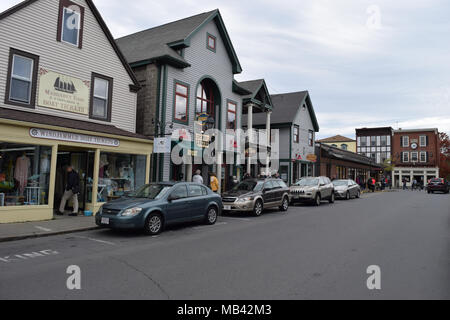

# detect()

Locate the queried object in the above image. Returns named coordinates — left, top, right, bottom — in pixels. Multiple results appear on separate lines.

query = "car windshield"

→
left=333, top=180, right=349, bottom=187
left=132, top=184, right=172, bottom=199
left=295, top=178, right=319, bottom=187
left=233, top=181, right=265, bottom=192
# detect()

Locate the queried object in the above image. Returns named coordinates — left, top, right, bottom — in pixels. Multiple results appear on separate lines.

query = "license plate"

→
left=101, top=218, right=110, bottom=225
left=224, top=205, right=232, bottom=211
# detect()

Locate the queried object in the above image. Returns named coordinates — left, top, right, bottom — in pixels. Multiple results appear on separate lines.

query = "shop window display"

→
left=0, top=142, right=52, bottom=207
left=98, top=153, right=146, bottom=202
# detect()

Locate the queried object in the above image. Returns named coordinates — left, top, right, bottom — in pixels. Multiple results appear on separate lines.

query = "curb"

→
left=0, top=226, right=100, bottom=243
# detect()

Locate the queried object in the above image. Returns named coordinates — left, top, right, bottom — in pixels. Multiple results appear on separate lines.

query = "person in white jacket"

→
left=192, top=170, right=203, bottom=185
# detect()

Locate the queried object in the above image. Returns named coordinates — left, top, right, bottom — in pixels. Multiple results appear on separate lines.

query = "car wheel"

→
left=329, top=193, right=335, bottom=204
left=144, top=213, right=163, bottom=235
left=253, top=200, right=264, bottom=216
left=205, top=206, right=218, bottom=225
left=314, top=194, right=321, bottom=206
left=280, top=196, right=289, bottom=212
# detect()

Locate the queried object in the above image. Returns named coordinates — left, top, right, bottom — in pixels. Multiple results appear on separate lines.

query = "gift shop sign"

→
left=38, top=69, right=90, bottom=115
left=30, top=128, right=120, bottom=147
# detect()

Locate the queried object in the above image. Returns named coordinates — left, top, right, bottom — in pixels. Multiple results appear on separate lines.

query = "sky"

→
left=1, top=0, right=450, bottom=139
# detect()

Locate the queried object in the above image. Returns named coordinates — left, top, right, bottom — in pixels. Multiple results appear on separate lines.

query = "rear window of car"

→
left=431, top=179, right=444, bottom=183
left=188, top=185, right=204, bottom=197
left=277, top=180, right=288, bottom=188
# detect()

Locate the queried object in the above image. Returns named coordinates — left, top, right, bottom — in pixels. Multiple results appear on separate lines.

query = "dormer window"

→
left=207, top=33, right=216, bottom=52
left=57, top=0, right=85, bottom=48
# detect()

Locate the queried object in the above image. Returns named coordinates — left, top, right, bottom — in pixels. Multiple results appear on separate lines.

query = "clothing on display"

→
left=98, top=153, right=146, bottom=201
left=0, top=143, right=51, bottom=207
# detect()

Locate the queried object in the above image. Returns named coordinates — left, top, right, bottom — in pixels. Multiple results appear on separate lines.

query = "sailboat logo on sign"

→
left=54, top=76, right=77, bottom=94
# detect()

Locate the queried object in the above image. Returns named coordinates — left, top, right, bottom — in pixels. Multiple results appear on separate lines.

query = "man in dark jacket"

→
left=367, top=177, right=376, bottom=193
left=58, top=165, right=80, bottom=216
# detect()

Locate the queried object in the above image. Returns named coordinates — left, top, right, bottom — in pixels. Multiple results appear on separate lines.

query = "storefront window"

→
left=97, top=153, right=146, bottom=202
left=0, top=142, right=52, bottom=207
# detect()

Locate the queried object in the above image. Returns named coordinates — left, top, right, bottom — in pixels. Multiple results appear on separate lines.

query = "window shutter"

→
left=426, top=136, right=429, bottom=147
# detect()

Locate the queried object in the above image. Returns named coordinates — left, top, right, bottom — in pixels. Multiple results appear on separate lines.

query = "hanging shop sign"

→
left=154, top=137, right=171, bottom=154
left=195, top=133, right=211, bottom=149
left=37, top=69, right=90, bottom=115
left=306, top=154, right=318, bottom=163
left=30, top=128, right=120, bottom=147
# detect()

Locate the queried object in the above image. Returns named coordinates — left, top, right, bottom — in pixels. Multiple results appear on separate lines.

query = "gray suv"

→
left=222, top=179, right=291, bottom=216
left=290, top=177, right=335, bottom=206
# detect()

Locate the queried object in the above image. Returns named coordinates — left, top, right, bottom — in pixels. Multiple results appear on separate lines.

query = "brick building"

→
left=391, top=128, right=440, bottom=188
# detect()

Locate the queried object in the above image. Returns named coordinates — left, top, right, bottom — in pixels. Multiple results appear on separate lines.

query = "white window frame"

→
left=402, top=136, right=410, bottom=147
left=92, top=77, right=109, bottom=120
left=420, top=151, right=427, bottom=163
left=61, top=7, right=81, bottom=47
left=402, top=152, right=409, bottom=163
left=419, top=136, right=427, bottom=147
left=10, top=54, right=34, bottom=104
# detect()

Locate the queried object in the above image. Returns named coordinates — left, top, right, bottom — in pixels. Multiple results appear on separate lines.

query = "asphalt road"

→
left=0, top=190, right=449, bottom=300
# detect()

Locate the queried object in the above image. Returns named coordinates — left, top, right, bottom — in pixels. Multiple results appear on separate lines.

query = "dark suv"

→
left=427, top=178, right=449, bottom=194
left=221, top=179, right=291, bottom=216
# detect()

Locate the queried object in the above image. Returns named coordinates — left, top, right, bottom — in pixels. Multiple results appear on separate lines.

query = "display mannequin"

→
left=14, top=153, right=30, bottom=195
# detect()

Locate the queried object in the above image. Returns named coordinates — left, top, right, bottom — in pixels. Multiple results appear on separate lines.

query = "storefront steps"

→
left=0, top=215, right=98, bottom=243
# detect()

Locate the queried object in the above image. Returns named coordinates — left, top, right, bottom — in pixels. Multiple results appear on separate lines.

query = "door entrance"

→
left=54, top=148, right=94, bottom=214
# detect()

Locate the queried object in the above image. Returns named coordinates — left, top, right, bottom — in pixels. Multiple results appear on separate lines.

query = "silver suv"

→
left=222, top=179, right=291, bottom=216
left=290, top=177, right=335, bottom=206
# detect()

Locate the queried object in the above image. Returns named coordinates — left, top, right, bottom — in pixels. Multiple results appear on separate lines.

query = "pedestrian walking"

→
left=403, top=178, right=408, bottom=190
left=209, top=172, right=219, bottom=193
left=58, top=165, right=80, bottom=217
left=367, top=177, right=376, bottom=193
left=193, top=170, right=204, bottom=185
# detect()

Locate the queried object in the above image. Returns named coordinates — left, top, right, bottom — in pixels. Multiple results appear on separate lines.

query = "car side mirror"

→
left=168, top=195, right=179, bottom=202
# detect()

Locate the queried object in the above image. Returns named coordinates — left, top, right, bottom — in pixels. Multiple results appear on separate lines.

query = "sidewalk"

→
left=0, top=214, right=99, bottom=243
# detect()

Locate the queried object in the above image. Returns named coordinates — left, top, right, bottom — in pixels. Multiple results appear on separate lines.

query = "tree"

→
left=439, top=132, right=450, bottom=179
left=382, top=158, right=395, bottom=175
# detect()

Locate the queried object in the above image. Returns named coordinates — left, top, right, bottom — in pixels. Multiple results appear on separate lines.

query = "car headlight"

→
left=237, top=197, right=254, bottom=203
left=121, top=207, right=143, bottom=217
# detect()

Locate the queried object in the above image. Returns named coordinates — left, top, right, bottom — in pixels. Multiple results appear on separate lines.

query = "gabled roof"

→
left=0, top=0, right=140, bottom=89
left=243, top=91, right=320, bottom=132
left=116, top=9, right=243, bottom=74
left=318, top=135, right=355, bottom=143
left=237, top=79, right=273, bottom=111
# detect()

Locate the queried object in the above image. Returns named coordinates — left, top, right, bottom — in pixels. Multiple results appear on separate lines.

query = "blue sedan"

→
left=95, top=182, right=222, bottom=235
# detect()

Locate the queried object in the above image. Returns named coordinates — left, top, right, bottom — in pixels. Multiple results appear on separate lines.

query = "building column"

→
left=266, top=111, right=271, bottom=176
left=247, top=104, right=253, bottom=175
left=186, top=164, right=193, bottom=182
left=92, top=149, right=101, bottom=206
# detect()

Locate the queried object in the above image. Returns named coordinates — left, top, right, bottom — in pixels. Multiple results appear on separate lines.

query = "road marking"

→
left=74, top=236, right=116, bottom=246
left=221, top=217, right=251, bottom=222
left=34, top=226, right=52, bottom=232
left=0, top=249, right=59, bottom=263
